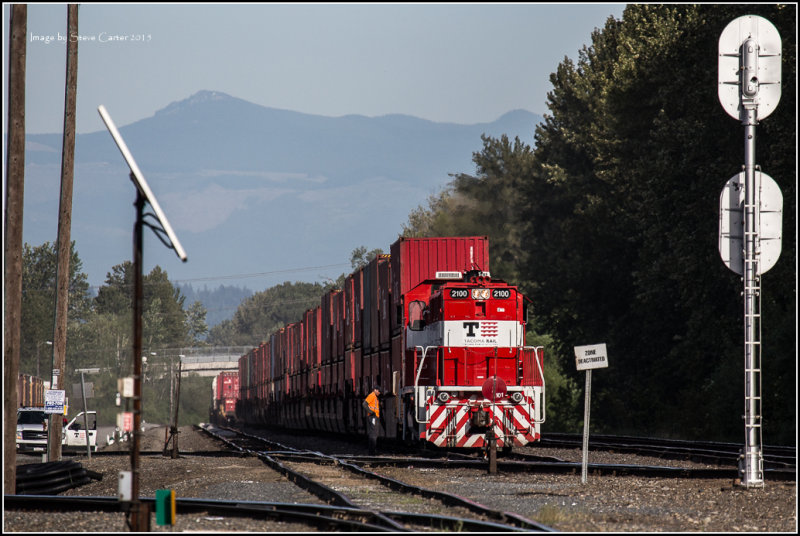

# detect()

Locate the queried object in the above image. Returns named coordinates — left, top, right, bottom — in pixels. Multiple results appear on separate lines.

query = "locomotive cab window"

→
left=408, top=300, right=426, bottom=331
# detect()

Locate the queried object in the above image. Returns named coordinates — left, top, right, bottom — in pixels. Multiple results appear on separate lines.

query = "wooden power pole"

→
left=4, top=4, right=27, bottom=495
left=48, top=3, right=79, bottom=461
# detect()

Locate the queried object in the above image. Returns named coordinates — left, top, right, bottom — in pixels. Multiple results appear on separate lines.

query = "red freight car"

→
left=236, top=236, right=544, bottom=452
left=211, top=370, right=239, bottom=425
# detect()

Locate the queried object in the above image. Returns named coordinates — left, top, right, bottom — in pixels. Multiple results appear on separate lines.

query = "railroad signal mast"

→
left=717, top=15, right=783, bottom=488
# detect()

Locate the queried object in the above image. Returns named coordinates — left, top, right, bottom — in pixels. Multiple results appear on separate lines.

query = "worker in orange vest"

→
left=362, top=386, right=381, bottom=455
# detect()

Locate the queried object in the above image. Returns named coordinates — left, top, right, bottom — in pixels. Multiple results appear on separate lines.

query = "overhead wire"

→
left=21, top=262, right=351, bottom=293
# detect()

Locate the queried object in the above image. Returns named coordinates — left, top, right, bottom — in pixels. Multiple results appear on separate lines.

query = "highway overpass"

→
left=76, top=346, right=251, bottom=379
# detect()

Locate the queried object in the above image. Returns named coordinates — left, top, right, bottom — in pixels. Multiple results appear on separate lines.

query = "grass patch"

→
left=534, top=504, right=572, bottom=525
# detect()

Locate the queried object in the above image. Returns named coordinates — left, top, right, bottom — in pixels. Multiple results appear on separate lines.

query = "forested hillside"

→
left=401, top=5, right=796, bottom=444
left=206, top=281, right=330, bottom=346
left=205, top=247, right=383, bottom=346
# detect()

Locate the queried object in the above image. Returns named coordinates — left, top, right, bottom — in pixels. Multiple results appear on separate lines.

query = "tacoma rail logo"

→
left=463, top=321, right=499, bottom=344
left=407, top=320, right=521, bottom=348
left=463, top=321, right=499, bottom=338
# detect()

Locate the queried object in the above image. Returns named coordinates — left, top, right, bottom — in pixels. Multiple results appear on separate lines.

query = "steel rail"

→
left=317, top=451, right=553, bottom=532
left=539, top=432, right=794, bottom=465
left=3, top=494, right=403, bottom=532
left=384, top=510, right=535, bottom=532
left=198, top=425, right=407, bottom=530
left=268, top=450, right=793, bottom=481
left=537, top=434, right=796, bottom=469
left=200, top=424, right=555, bottom=532
left=4, top=493, right=542, bottom=532
left=209, top=424, right=795, bottom=481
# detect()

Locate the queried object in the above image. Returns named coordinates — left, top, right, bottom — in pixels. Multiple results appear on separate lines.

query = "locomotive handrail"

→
left=413, top=346, right=437, bottom=391
left=414, top=346, right=438, bottom=424
left=524, top=345, right=546, bottom=424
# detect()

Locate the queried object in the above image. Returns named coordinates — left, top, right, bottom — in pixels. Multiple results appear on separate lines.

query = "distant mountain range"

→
left=22, top=90, right=542, bottom=317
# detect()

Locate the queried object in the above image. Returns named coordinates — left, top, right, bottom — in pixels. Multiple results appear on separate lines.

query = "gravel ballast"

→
left=4, top=424, right=796, bottom=532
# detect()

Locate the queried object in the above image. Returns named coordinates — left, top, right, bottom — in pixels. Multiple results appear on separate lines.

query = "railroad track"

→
left=8, top=428, right=552, bottom=532
left=201, top=424, right=554, bottom=532
left=212, top=422, right=795, bottom=482
left=265, top=441, right=794, bottom=482
left=9, top=425, right=792, bottom=531
left=2, top=494, right=442, bottom=532
left=535, top=432, right=796, bottom=471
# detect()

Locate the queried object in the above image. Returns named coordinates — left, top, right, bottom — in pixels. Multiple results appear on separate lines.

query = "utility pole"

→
left=131, top=188, right=146, bottom=529
left=4, top=3, right=27, bottom=495
left=48, top=3, right=79, bottom=462
left=172, top=362, right=182, bottom=458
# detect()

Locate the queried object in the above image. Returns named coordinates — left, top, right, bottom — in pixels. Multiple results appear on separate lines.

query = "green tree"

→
left=207, top=246, right=385, bottom=346
left=71, top=310, right=130, bottom=376
left=402, top=135, right=536, bottom=284
left=185, top=301, right=209, bottom=344
left=20, top=241, right=91, bottom=377
left=174, top=374, right=213, bottom=427
left=449, top=134, right=536, bottom=284
left=207, top=281, right=327, bottom=346
left=70, top=262, right=197, bottom=426
left=528, top=4, right=795, bottom=441
left=205, top=318, right=237, bottom=346
left=94, top=262, right=135, bottom=316
left=94, top=262, right=190, bottom=348
left=350, top=246, right=384, bottom=269
left=140, top=373, right=213, bottom=428
left=402, top=189, right=456, bottom=238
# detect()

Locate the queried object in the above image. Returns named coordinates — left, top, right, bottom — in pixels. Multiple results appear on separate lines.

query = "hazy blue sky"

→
left=4, top=3, right=627, bottom=292
left=5, top=3, right=625, bottom=134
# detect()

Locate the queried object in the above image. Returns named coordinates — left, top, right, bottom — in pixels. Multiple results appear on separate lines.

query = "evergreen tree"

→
left=94, top=262, right=191, bottom=348
left=207, top=281, right=327, bottom=346
left=20, top=241, right=91, bottom=377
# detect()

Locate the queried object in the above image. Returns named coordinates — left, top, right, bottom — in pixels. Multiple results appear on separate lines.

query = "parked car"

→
left=16, top=407, right=48, bottom=452
left=16, top=408, right=98, bottom=453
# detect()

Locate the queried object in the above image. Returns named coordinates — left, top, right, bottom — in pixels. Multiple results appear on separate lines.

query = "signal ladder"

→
left=741, top=198, right=764, bottom=487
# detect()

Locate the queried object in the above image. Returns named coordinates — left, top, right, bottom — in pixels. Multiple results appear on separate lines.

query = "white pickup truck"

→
left=62, top=411, right=98, bottom=452
left=16, top=407, right=48, bottom=452
left=16, top=408, right=97, bottom=452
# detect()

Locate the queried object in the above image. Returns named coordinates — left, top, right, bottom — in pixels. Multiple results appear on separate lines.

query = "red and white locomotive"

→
left=236, top=236, right=544, bottom=451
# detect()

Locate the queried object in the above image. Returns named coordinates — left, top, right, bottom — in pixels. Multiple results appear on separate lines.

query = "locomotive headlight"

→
left=472, top=288, right=490, bottom=300
left=510, top=392, right=524, bottom=404
left=437, top=392, right=450, bottom=403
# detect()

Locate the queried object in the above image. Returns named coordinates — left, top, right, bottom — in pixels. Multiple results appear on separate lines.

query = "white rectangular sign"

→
left=574, top=343, right=609, bottom=371
left=118, top=377, right=135, bottom=398
left=44, top=389, right=66, bottom=414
